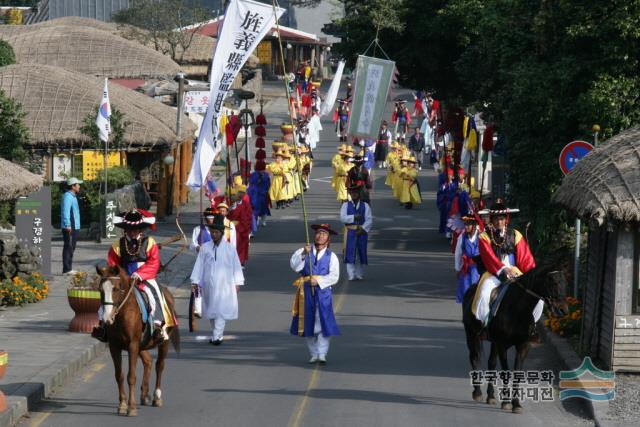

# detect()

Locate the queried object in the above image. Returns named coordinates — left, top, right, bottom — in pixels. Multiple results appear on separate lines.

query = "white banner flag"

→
left=187, top=0, right=285, bottom=189
left=96, top=78, right=111, bottom=143
left=319, top=60, right=345, bottom=117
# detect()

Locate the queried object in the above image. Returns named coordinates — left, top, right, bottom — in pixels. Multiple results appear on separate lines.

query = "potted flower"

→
left=67, top=272, right=101, bottom=333
left=0, top=350, right=7, bottom=412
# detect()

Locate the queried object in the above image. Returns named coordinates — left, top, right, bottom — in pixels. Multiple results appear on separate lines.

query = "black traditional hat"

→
left=205, top=213, right=226, bottom=232
left=114, top=209, right=156, bottom=230
left=478, top=202, right=520, bottom=217
left=311, top=223, right=338, bottom=236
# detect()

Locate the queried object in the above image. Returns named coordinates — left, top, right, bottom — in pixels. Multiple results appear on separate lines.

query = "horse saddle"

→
left=133, top=287, right=154, bottom=347
left=487, top=281, right=511, bottom=326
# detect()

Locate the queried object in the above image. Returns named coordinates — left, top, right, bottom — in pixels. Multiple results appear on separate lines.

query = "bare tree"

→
left=114, top=0, right=212, bottom=63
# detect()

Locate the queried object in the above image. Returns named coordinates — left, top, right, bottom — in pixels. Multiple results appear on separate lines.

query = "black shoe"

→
left=212, top=339, right=223, bottom=346
left=405, top=203, right=413, bottom=209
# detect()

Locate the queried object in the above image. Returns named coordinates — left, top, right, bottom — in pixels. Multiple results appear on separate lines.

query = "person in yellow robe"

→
left=288, top=145, right=302, bottom=200
left=335, top=150, right=354, bottom=202
left=398, top=156, right=422, bottom=209
left=385, top=141, right=399, bottom=188
left=266, top=149, right=289, bottom=209
left=331, top=144, right=347, bottom=190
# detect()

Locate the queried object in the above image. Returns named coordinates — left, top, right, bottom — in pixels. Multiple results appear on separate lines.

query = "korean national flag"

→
left=96, top=78, right=111, bottom=143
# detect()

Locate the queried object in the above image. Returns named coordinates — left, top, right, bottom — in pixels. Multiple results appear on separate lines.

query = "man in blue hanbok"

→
left=290, top=224, right=341, bottom=364
left=454, top=215, right=481, bottom=303
left=247, top=160, right=271, bottom=228
left=340, top=185, right=372, bottom=280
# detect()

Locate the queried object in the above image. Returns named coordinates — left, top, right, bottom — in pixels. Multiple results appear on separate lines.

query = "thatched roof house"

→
left=0, top=25, right=180, bottom=80
left=553, top=126, right=640, bottom=372
left=552, top=126, right=640, bottom=225
left=0, top=64, right=195, bottom=150
left=0, top=158, right=43, bottom=201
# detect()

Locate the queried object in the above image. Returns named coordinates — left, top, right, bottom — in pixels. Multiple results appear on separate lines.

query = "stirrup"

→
left=91, top=324, right=108, bottom=342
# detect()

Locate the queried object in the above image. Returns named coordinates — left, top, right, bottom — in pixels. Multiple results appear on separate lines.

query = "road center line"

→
left=287, top=276, right=351, bottom=427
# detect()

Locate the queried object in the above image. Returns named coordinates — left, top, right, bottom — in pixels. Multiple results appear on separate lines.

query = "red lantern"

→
left=256, top=113, right=267, bottom=125
left=255, top=149, right=266, bottom=160
left=255, top=137, right=266, bottom=148
left=255, top=125, right=266, bottom=137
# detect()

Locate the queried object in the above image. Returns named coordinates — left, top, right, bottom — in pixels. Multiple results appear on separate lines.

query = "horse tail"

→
left=170, top=323, right=181, bottom=354
left=161, top=286, right=181, bottom=354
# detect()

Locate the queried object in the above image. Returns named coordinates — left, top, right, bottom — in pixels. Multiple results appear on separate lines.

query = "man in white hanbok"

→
left=307, top=107, right=323, bottom=151
left=190, top=214, right=244, bottom=345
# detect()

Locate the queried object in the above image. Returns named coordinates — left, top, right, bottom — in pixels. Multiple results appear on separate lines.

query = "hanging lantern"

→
left=255, top=137, right=266, bottom=148
left=255, top=149, right=266, bottom=160
left=255, top=125, right=266, bottom=137
left=256, top=112, right=267, bottom=125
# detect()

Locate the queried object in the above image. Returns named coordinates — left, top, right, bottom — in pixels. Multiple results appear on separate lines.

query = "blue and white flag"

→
left=187, top=0, right=285, bottom=189
left=96, top=78, right=111, bottom=143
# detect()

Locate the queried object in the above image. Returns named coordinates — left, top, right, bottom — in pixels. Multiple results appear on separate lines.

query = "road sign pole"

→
left=574, top=218, right=580, bottom=297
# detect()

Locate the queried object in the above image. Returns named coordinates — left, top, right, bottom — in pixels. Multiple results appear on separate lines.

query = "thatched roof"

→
left=552, top=126, right=640, bottom=225
left=0, top=17, right=214, bottom=66
left=0, top=64, right=196, bottom=150
left=0, top=158, right=43, bottom=201
left=0, top=26, right=180, bottom=80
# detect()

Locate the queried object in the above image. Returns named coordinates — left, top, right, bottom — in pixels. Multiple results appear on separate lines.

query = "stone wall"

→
left=0, top=233, right=41, bottom=280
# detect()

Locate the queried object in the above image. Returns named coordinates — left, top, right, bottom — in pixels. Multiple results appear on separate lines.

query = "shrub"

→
left=0, top=272, right=49, bottom=306
left=0, top=39, right=15, bottom=66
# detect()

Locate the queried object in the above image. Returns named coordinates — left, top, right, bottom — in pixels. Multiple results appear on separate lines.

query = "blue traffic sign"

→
left=559, top=140, right=594, bottom=175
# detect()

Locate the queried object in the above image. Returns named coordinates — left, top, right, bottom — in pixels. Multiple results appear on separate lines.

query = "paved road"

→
left=21, top=92, right=592, bottom=427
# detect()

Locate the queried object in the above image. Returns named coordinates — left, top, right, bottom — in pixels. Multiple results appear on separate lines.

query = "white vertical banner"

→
left=96, top=78, right=111, bottom=142
left=187, top=0, right=285, bottom=189
left=319, top=60, right=345, bottom=117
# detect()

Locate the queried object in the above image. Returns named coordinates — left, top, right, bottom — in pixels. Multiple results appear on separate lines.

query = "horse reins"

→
left=102, top=276, right=135, bottom=318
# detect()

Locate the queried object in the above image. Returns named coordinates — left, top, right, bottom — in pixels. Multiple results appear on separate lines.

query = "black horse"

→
left=462, top=271, right=568, bottom=414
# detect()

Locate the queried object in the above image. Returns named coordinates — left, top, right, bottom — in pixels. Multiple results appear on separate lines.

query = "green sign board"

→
left=347, top=55, right=395, bottom=139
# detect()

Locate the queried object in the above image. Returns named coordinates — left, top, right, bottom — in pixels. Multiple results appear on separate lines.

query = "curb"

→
left=538, top=318, right=612, bottom=427
left=0, top=340, right=107, bottom=427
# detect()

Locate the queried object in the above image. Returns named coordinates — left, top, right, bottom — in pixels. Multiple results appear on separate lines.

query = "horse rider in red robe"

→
left=93, top=209, right=173, bottom=342
left=471, top=202, right=542, bottom=337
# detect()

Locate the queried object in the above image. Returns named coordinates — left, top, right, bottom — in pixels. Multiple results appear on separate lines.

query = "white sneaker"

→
left=261, top=220, right=267, bottom=227
left=309, top=355, right=319, bottom=364
left=418, top=166, right=422, bottom=171
left=348, top=276, right=355, bottom=281
left=356, top=275, right=364, bottom=280
left=318, top=355, right=326, bottom=364
left=64, top=270, right=78, bottom=276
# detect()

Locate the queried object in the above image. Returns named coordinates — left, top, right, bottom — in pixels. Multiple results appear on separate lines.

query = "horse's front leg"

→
left=126, top=344, right=139, bottom=416
left=496, top=343, right=512, bottom=411
left=511, top=342, right=531, bottom=414
left=139, top=350, right=153, bottom=406
left=109, top=345, right=127, bottom=416
left=153, top=340, right=170, bottom=407
left=486, top=343, right=497, bottom=405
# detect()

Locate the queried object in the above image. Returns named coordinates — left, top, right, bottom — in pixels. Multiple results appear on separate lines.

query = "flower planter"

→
left=0, top=351, right=7, bottom=413
left=67, top=289, right=101, bottom=333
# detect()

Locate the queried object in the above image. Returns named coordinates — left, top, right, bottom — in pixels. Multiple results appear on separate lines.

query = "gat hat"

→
left=206, top=214, right=226, bottom=232
left=478, top=202, right=520, bottom=217
left=311, top=223, right=338, bottom=235
left=203, top=207, right=216, bottom=219
left=114, top=209, right=156, bottom=231
left=461, top=214, right=478, bottom=223
left=66, top=177, right=83, bottom=186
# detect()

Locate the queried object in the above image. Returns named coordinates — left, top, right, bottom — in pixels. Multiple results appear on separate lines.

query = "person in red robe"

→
left=472, top=202, right=541, bottom=332
left=227, top=183, right=253, bottom=266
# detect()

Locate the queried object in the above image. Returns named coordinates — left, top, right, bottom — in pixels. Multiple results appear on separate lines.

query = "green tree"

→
left=113, top=0, right=213, bottom=63
left=0, top=88, right=28, bottom=162
left=0, top=39, right=16, bottom=67
left=79, top=105, right=130, bottom=151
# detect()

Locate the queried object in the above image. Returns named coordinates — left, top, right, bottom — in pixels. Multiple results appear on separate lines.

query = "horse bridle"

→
left=101, top=276, right=135, bottom=318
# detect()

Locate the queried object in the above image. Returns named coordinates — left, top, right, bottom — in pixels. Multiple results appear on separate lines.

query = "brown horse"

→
left=96, top=265, right=180, bottom=417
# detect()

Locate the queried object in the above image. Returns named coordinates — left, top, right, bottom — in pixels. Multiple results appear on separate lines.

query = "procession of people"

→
left=89, top=71, right=543, bottom=366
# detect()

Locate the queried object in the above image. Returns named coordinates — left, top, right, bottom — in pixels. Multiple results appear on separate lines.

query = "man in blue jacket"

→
left=61, top=177, right=82, bottom=274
